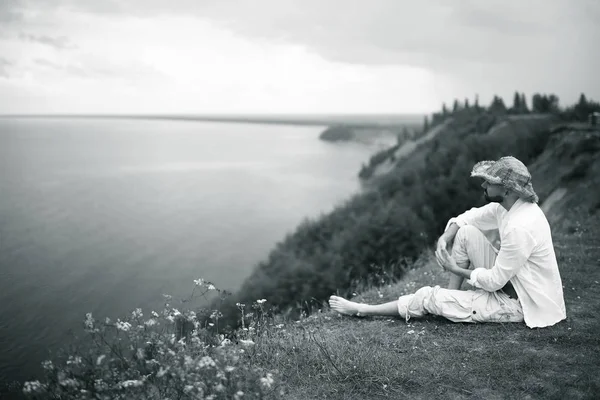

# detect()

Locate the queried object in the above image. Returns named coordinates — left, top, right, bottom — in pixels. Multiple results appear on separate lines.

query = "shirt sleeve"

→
left=444, top=203, right=501, bottom=232
left=467, top=226, right=537, bottom=292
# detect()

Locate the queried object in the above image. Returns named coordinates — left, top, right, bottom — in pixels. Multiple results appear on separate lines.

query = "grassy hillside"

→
left=244, top=207, right=600, bottom=399
left=239, top=125, right=600, bottom=399
left=216, top=111, right=559, bottom=327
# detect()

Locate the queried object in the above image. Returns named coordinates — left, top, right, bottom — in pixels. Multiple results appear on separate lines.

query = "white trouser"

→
left=397, top=225, right=524, bottom=323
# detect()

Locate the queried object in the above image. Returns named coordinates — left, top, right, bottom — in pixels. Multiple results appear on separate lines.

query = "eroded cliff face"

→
left=531, top=124, right=600, bottom=227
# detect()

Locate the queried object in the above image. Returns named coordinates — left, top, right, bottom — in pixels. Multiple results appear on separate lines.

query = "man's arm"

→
left=436, top=203, right=500, bottom=272
left=446, top=203, right=501, bottom=232
left=439, top=227, right=536, bottom=292
left=468, top=227, right=536, bottom=292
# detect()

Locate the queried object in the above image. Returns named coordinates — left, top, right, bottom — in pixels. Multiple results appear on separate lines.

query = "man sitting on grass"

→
left=329, top=156, right=566, bottom=328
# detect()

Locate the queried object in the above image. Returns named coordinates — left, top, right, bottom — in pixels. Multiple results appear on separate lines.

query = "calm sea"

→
left=0, top=117, right=394, bottom=387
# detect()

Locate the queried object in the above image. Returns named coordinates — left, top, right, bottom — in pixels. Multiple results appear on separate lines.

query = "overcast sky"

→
left=0, top=0, right=598, bottom=114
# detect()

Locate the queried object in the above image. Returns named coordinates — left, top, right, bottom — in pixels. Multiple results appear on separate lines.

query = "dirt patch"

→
left=541, top=187, right=568, bottom=215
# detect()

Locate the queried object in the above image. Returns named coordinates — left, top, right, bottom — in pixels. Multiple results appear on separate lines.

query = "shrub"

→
left=22, top=281, right=281, bottom=400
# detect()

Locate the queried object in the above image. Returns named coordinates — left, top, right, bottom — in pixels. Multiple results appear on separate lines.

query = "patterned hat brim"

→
left=470, top=160, right=539, bottom=203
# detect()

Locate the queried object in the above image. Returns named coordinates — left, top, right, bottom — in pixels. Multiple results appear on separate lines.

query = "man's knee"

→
left=452, top=225, right=483, bottom=268
left=455, top=225, right=482, bottom=243
left=398, top=286, right=434, bottom=320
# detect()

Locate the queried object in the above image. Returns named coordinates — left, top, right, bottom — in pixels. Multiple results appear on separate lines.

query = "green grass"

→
left=245, top=207, right=600, bottom=399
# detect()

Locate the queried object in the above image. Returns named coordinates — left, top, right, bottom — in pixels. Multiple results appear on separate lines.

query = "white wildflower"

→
left=256, top=299, right=267, bottom=304
left=59, top=378, right=79, bottom=388
left=239, top=339, right=255, bottom=346
left=184, top=355, right=194, bottom=367
left=66, top=356, right=82, bottom=365
left=118, top=380, right=144, bottom=388
left=23, top=380, right=45, bottom=394
left=275, top=324, right=284, bottom=329
left=193, top=278, right=204, bottom=286
left=166, top=315, right=175, bottom=323
left=406, top=330, right=415, bottom=335
left=207, top=284, right=216, bottom=290
left=84, top=313, right=95, bottom=330
left=116, top=320, right=132, bottom=332
left=151, top=311, right=159, bottom=318
left=198, top=356, right=216, bottom=369
left=225, top=366, right=235, bottom=372
left=96, top=355, right=106, bottom=365
left=260, top=373, right=274, bottom=389
left=234, top=391, right=245, bottom=400
left=131, top=308, right=143, bottom=319
left=184, top=385, right=194, bottom=393
left=41, top=360, right=54, bottom=370
left=144, top=318, right=157, bottom=327
left=186, top=310, right=196, bottom=320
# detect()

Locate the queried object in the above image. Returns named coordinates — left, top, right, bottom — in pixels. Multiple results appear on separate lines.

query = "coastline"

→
left=0, top=113, right=423, bottom=129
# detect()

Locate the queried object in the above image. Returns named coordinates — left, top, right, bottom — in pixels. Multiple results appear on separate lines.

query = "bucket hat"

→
left=471, top=156, right=538, bottom=203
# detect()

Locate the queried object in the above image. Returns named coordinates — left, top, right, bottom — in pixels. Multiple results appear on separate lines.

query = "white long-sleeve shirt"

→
left=446, top=199, right=566, bottom=328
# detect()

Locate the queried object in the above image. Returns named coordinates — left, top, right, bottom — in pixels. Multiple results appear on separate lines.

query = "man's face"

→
left=481, top=180, right=506, bottom=203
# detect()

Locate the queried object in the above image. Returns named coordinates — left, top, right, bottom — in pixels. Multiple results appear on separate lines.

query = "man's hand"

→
left=435, top=247, right=459, bottom=274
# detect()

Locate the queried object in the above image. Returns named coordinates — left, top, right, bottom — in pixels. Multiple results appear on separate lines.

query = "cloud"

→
left=33, top=58, right=106, bottom=78
left=0, top=0, right=598, bottom=113
left=45, top=0, right=594, bottom=103
left=0, top=57, right=13, bottom=77
left=0, top=0, right=25, bottom=24
left=19, top=33, right=74, bottom=49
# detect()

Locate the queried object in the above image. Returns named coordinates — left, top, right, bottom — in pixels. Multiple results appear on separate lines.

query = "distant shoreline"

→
left=0, top=113, right=423, bottom=129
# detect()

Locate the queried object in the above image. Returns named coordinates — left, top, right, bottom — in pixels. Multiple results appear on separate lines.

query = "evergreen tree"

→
left=532, top=93, right=542, bottom=113
left=531, top=93, right=559, bottom=113
left=489, top=95, right=507, bottom=114
left=548, top=94, right=559, bottom=113
left=513, top=91, right=521, bottom=113
left=520, top=93, right=529, bottom=113
left=442, top=103, right=448, bottom=115
left=423, top=115, right=429, bottom=133
left=452, top=99, right=460, bottom=113
left=474, top=94, right=480, bottom=110
left=578, top=93, right=588, bottom=108
left=464, top=98, right=470, bottom=109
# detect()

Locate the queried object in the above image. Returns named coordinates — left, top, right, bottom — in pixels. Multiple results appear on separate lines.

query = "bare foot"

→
left=329, top=295, right=364, bottom=317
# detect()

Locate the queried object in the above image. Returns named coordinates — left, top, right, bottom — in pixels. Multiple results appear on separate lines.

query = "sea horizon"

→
left=0, top=113, right=425, bottom=129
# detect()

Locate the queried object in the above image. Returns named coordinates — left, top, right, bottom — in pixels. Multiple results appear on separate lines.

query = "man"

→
left=329, top=156, right=566, bottom=328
